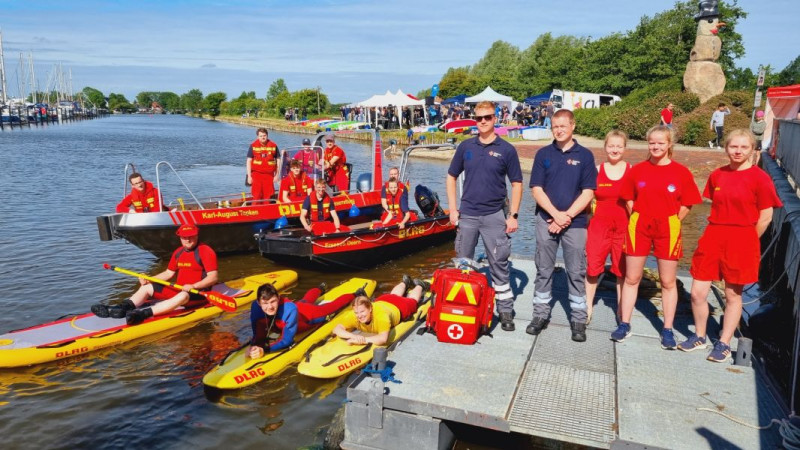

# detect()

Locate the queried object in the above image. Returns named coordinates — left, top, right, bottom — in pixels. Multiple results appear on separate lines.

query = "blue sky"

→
left=1, top=0, right=797, bottom=103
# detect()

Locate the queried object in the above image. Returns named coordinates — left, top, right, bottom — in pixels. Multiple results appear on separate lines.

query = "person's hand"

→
left=246, top=174, right=252, bottom=185
left=139, top=277, right=150, bottom=286
left=248, top=345, right=264, bottom=359
left=506, top=217, right=518, bottom=233
left=551, top=211, right=572, bottom=228
left=304, top=225, right=312, bottom=232
left=347, top=335, right=367, bottom=345
left=548, top=221, right=565, bottom=234
left=449, top=209, right=459, bottom=226
left=181, top=283, right=194, bottom=292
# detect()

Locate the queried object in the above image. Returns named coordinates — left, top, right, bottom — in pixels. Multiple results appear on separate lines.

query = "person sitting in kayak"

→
left=279, top=159, right=313, bottom=203
left=293, top=138, right=321, bottom=176
left=300, top=178, right=349, bottom=235
left=379, top=177, right=417, bottom=229
left=116, top=172, right=164, bottom=213
left=247, top=283, right=361, bottom=359
left=332, top=276, right=429, bottom=346
left=323, top=134, right=349, bottom=193
left=91, top=224, right=218, bottom=325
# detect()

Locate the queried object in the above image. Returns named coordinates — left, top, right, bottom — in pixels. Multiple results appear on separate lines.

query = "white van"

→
left=550, top=89, right=621, bottom=111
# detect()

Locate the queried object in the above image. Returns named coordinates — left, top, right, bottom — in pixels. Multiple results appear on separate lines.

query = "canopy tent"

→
left=764, top=84, right=800, bottom=149
left=524, top=91, right=552, bottom=106
left=465, top=86, right=514, bottom=107
left=355, top=89, right=426, bottom=129
left=442, top=94, right=467, bottom=105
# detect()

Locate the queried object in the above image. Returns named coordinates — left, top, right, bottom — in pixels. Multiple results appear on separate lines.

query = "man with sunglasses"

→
left=446, top=101, right=523, bottom=332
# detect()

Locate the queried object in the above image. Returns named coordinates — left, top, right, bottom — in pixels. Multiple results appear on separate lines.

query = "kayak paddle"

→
left=102, top=263, right=237, bottom=312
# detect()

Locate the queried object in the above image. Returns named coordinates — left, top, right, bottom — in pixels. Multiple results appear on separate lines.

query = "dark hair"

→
left=718, top=103, right=726, bottom=108
left=256, top=127, right=268, bottom=135
left=129, top=172, right=143, bottom=181
left=289, top=159, right=302, bottom=168
left=257, top=283, right=279, bottom=301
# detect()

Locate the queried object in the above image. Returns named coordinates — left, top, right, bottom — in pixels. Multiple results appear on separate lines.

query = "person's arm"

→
left=332, top=323, right=360, bottom=340
left=677, top=205, right=692, bottom=221
left=660, top=111, right=667, bottom=125
left=246, top=157, right=253, bottom=185
left=756, top=208, right=774, bottom=237
left=264, top=304, right=298, bottom=353
left=300, top=208, right=312, bottom=232
left=115, top=193, right=133, bottom=213
left=281, top=189, right=290, bottom=203
left=446, top=174, right=459, bottom=225
left=331, top=208, right=341, bottom=230
left=532, top=187, right=571, bottom=227
left=626, top=200, right=634, bottom=215
left=565, top=189, right=595, bottom=219
left=399, top=211, right=411, bottom=229
left=506, top=181, right=522, bottom=233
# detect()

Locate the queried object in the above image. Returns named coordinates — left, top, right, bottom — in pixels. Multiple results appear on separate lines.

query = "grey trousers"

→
left=455, top=210, right=514, bottom=313
left=533, top=217, right=588, bottom=323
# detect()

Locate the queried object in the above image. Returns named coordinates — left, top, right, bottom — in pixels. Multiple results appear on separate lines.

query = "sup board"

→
left=202, top=277, right=376, bottom=389
left=0, top=270, right=298, bottom=368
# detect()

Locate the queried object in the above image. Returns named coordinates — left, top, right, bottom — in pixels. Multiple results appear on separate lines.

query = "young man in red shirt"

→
left=279, top=159, right=313, bottom=203
left=323, top=134, right=349, bottom=193
left=660, top=103, right=674, bottom=128
left=116, top=173, right=163, bottom=213
left=246, top=128, right=280, bottom=201
left=91, top=224, right=218, bottom=325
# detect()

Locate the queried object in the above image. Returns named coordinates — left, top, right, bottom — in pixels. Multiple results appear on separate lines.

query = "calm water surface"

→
left=0, top=115, right=709, bottom=449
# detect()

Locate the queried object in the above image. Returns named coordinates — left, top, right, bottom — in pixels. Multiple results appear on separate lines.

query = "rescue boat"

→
left=96, top=130, right=385, bottom=258
left=256, top=144, right=458, bottom=270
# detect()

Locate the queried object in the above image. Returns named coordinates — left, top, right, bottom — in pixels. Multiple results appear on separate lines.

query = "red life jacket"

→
left=308, top=193, right=332, bottom=222
left=324, top=145, right=347, bottom=172
left=250, top=139, right=278, bottom=175
left=384, top=180, right=406, bottom=193
left=385, top=188, right=406, bottom=215
left=286, top=173, right=311, bottom=202
left=118, top=181, right=162, bottom=213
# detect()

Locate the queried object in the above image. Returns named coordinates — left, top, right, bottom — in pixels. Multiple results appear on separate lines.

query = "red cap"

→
left=176, top=224, right=199, bottom=237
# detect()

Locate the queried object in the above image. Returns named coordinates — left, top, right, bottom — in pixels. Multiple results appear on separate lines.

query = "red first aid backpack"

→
left=423, top=267, right=495, bottom=345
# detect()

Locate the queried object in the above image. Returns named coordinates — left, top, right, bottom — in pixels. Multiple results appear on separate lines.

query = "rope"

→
left=696, top=409, right=800, bottom=448
left=307, top=218, right=446, bottom=248
left=361, top=366, right=402, bottom=384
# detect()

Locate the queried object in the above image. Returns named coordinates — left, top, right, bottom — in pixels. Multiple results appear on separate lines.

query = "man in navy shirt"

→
left=529, top=109, right=597, bottom=342
left=446, top=101, right=523, bottom=332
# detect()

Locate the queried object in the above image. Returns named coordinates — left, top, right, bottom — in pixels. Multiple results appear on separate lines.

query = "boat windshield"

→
left=279, top=145, right=325, bottom=182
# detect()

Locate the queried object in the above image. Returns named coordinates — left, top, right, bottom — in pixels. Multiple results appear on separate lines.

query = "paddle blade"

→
left=203, top=291, right=237, bottom=312
left=102, top=263, right=113, bottom=270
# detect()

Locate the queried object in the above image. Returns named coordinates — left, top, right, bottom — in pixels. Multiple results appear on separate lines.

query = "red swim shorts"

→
left=625, top=212, right=683, bottom=261
left=586, top=216, right=626, bottom=277
left=690, top=224, right=760, bottom=285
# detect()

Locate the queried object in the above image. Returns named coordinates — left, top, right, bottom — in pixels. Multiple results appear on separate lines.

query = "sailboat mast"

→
left=0, top=29, right=8, bottom=104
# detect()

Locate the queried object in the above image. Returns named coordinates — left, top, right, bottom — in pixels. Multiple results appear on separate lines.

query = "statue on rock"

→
left=684, top=0, right=726, bottom=103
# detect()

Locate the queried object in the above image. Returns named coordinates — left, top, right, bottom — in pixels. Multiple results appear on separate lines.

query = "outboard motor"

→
left=356, top=173, right=372, bottom=193
left=415, top=185, right=444, bottom=218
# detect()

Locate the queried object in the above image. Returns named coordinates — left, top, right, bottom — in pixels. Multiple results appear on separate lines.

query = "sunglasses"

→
left=475, top=114, right=495, bottom=122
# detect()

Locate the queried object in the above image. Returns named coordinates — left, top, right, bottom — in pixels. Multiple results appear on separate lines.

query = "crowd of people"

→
left=108, top=102, right=782, bottom=366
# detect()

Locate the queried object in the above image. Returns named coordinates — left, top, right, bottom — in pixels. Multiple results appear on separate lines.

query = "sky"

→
left=1, top=0, right=798, bottom=103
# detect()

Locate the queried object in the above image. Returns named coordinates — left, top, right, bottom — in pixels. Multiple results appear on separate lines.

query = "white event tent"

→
left=465, top=86, right=514, bottom=108
left=357, top=89, right=426, bottom=128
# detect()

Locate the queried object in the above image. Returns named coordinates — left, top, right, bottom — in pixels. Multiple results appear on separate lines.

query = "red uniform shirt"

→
left=324, top=145, right=346, bottom=171
left=703, top=166, right=782, bottom=226
left=661, top=108, right=673, bottom=125
left=620, top=160, right=701, bottom=218
left=248, top=139, right=279, bottom=175
left=279, top=172, right=312, bottom=202
left=167, top=243, right=218, bottom=286
left=116, top=181, right=162, bottom=213
left=594, top=162, right=630, bottom=225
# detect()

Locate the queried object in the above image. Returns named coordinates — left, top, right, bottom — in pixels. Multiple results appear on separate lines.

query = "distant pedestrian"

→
left=544, top=101, right=555, bottom=129
left=709, top=103, right=731, bottom=148
left=446, top=101, right=522, bottom=332
left=660, top=103, right=674, bottom=128
left=528, top=109, right=597, bottom=342
left=750, top=110, right=766, bottom=150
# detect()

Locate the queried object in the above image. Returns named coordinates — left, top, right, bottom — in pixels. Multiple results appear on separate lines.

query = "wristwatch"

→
left=510, top=212, right=519, bottom=219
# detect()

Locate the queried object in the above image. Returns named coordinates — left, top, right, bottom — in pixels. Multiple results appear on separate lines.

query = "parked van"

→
left=550, top=89, right=621, bottom=111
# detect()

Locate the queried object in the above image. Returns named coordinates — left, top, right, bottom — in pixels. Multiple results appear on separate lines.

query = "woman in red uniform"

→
left=585, top=130, right=631, bottom=324
left=611, top=125, right=702, bottom=348
left=679, top=129, right=782, bottom=362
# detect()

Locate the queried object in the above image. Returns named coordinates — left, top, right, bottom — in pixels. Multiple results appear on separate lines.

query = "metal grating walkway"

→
left=508, top=325, right=616, bottom=448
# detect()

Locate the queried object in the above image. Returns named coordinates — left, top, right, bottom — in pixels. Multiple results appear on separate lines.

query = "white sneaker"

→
left=708, top=141, right=714, bottom=148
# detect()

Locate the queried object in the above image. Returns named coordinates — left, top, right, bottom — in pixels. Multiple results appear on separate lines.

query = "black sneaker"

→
left=526, top=317, right=549, bottom=335
left=570, top=322, right=587, bottom=342
left=91, top=304, right=110, bottom=318
left=402, top=274, right=414, bottom=289
left=413, top=279, right=431, bottom=292
left=353, top=286, right=368, bottom=298
left=317, top=282, right=327, bottom=295
left=109, top=300, right=136, bottom=319
left=500, top=312, right=515, bottom=331
left=125, top=307, right=153, bottom=326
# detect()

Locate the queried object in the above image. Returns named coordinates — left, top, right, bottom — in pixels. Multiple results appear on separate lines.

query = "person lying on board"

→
left=332, top=276, right=429, bottom=346
left=91, top=224, right=218, bottom=325
left=116, top=172, right=164, bottom=213
left=279, top=159, right=313, bottom=203
left=378, top=177, right=418, bottom=229
left=246, top=283, right=361, bottom=359
left=299, top=179, right=350, bottom=235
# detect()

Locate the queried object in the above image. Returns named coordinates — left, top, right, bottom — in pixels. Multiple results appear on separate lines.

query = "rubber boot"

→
left=317, top=282, right=327, bottom=295
left=91, top=304, right=110, bottom=318
left=413, top=279, right=430, bottom=292
left=109, top=300, right=136, bottom=319
left=126, top=307, right=154, bottom=326
left=353, top=286, right=368, bottom=298
left=402, top=274, right=414, bottom=290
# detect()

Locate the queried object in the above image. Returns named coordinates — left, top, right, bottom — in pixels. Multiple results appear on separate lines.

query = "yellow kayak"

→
left=202, top=277, right=376, bottom=389
left=297, top=298, right=430, bottom=379
left=0, top=271, right=297, bottom=368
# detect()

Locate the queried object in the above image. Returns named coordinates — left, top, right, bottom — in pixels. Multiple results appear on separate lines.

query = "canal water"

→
left=0, top=114, right=710, bottom=449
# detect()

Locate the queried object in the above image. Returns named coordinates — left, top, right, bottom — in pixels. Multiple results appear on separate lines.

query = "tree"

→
left=181, top=89, right=204, bottom=114
left=81, top=86, right=106, bottom=108
left=292, top=88, right=329, bottom=115
left=777, top=55, right=800, bottom=86
left=203, top=92, right=227, bottom=118
left=108, top=93, right=134, bottom=112
left=438, top=67, right=478, bottom=98
left=267, top=79, right=289, bottom=101
left=136, top=91, right=157, bottom=108
left=157, top=92, right=181, bottom=111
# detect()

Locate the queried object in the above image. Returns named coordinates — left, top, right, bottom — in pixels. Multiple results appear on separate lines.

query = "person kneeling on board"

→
left=116, top=172, right=164, bottom=213
left=300, top=178, right=349, bottom=235
left=378, top=177, right=417, bottom=229
left=332, top=276, right=429, bottom=346
left=279, top=159, right=313, bottom=203
left=247, top=283, right=357, bottom=359
left=91, top=224, right=218, bottom=325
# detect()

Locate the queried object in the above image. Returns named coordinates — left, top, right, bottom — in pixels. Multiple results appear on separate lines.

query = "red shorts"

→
left=690, top=224, right=760, bottom=285
left=251, top=172, right=275, bottom=201
left=625, top=212, right=683, bottom=260
left=586, top=216, right=626, bottom=277
left=375, top=294, right=418, bottom=320
left=310, top=221, right=350, bottom=235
